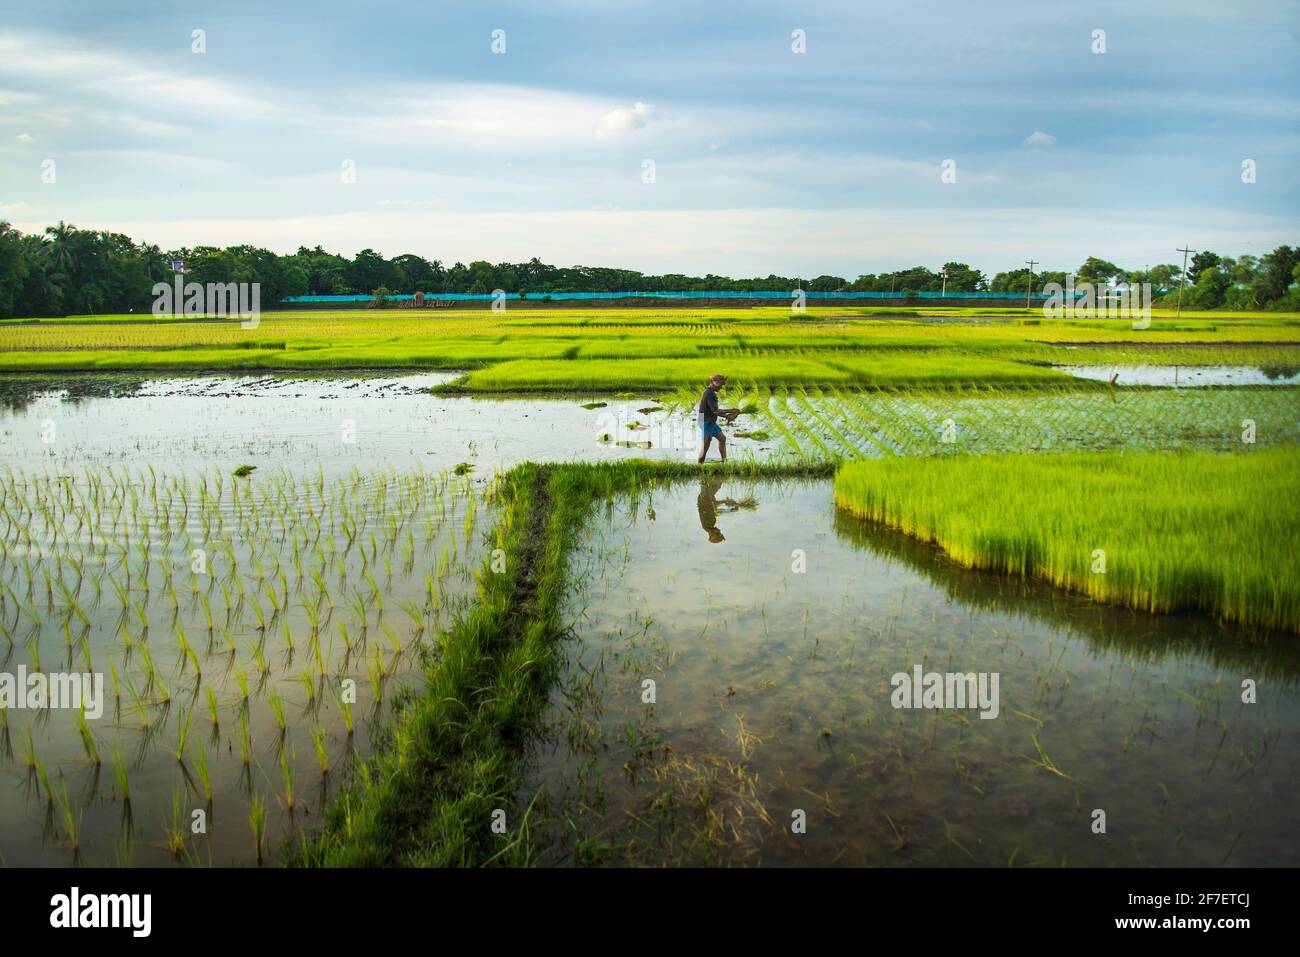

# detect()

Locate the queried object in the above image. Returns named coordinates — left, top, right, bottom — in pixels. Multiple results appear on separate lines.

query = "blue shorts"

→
left=700, top=420, right=724, bottom=439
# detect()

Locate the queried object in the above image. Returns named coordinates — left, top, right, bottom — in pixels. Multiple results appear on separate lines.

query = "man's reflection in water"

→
left=698, top=475, right=750, bottom=544
left=698, top=476, right=726, bottom=543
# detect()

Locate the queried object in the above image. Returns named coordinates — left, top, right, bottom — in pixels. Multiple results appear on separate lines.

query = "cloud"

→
left=596, top=101, right=655, bottom=137
left=1022, top=131, right=1057, bottom=146
left=15, top=132, right=31, bottom=141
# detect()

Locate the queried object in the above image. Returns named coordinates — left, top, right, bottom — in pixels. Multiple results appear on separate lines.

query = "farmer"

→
left=697, top=373, right=740, bottom=463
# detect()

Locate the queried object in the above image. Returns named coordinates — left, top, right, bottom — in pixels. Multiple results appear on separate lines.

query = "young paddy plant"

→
left=280, top=746, right=297, bottom=811
left=175, top=709, right=192, bottom=761
left=111, top=744, right=130, bottom=803
left=57, top=782, right=82, bottom=851
left=248, top=791, right=266, bottom=865
left=268, top=689, right=287, bottom=734
left=77, top=707, right=100, bottom=765
left=164, top=788, right=186, bottom=857
left=311, top=725, right=330, bottom=776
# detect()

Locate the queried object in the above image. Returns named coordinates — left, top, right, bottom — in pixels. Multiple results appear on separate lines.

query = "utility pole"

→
left=1175, top=246, right=1196, bottom=318
left=1025, top=260, right=1038, bottom=310
left=940, top=267, right=948, bottom=298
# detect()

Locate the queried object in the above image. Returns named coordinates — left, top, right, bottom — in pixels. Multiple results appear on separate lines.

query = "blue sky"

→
left=1, top=0, right=1296, bottom=277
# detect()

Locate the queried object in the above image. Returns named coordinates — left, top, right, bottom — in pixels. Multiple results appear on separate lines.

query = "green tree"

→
left=1076, top=257, right=1125, bottom=286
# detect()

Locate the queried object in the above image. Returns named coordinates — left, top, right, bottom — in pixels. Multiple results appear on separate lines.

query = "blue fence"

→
left=283, top=290, right=1064, bottom=303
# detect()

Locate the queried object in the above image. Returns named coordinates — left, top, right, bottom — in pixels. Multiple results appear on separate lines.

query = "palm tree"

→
left=44, top=221, right=76, bottom=274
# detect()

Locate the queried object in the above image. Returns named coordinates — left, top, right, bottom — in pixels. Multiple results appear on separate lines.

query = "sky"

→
left=1, top=0, right=1297, bottom=278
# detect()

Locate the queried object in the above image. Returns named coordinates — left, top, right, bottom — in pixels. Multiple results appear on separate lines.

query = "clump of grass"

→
left=233, top=465, right=257, bottom=477
left=453, top=462, right=475, bottom=476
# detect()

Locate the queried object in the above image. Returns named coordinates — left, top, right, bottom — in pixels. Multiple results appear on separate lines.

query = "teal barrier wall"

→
left=283, top=290, right=1072, bottom=302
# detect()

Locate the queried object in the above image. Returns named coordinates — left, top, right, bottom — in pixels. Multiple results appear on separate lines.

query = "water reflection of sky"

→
left=0, top=373, right=749, bottom=478
left=1057, top=365, right=1300, bottom=387
left=525, top=479, right=1300, bottom=867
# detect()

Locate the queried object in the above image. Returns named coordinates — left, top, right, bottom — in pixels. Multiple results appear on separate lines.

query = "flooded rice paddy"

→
left=521, top=479, right=1300, bottom=866
left=1057, top=365, right=1300, bottom=387
left=0, top=373, right=708, bottom=476
left=0, top=465, right=488, bottom=865
left=3, top=373, right=1298, bottom=476
left=2, top=370, right=1297, bottom=866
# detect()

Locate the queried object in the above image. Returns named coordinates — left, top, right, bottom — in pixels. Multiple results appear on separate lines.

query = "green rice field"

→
left=1, top=306, right=1298, bottom=868
left=834, top=448, right=1300, bottom=632
left=2, top=309, right=1297, bottom=392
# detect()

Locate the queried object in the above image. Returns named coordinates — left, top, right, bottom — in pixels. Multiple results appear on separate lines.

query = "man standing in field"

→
left=698, top=373, right=739, bottom=463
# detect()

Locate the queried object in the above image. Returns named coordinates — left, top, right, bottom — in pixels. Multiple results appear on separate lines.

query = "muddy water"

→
left=0, top=373, right=755, bottom=477
left=521, top=479, right=1300, bottom=866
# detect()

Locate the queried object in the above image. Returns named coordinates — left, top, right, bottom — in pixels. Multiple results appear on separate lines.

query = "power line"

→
left=1175, top=246, right=1196, bottom=318
left=1025, top=260, right=1038, bottom=309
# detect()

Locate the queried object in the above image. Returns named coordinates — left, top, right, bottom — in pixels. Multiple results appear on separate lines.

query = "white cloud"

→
left=1023, top=131, right=1057, bottom=146
left=15, top=132, right=31, bottom=141
left=596, top=101, right=655, bottom=137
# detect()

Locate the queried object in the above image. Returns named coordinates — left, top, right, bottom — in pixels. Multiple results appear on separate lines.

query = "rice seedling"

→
left=57, top=782, right=82, bottom=850
left=164, top=788, right=186, bottom=856
left=336, top=692, right=354, bottom=736
left=175, top=709, right=192, bottom=761
left=268, top=690, right=287, bottom=733
left=280, top=747, right=297, bottom=810
left=77, top=708, right=100, bottom=765
left=111, top=744, right=130, bottom=802
left=193, top=745, right=212, bottom=802
left=366, top=647, right=385, bottom=704
left=238, top=711, right=251, bottom=766
left=311, top=725, right=330, bottom=775
left=35, top=757, right=51, bottom=805
left=248, top=791, right=266, bottom=864
left=298, top=669, right=317, bottom=707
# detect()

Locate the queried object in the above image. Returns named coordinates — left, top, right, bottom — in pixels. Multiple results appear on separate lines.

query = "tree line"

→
left=1, top=220, right=1296, bottom=317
